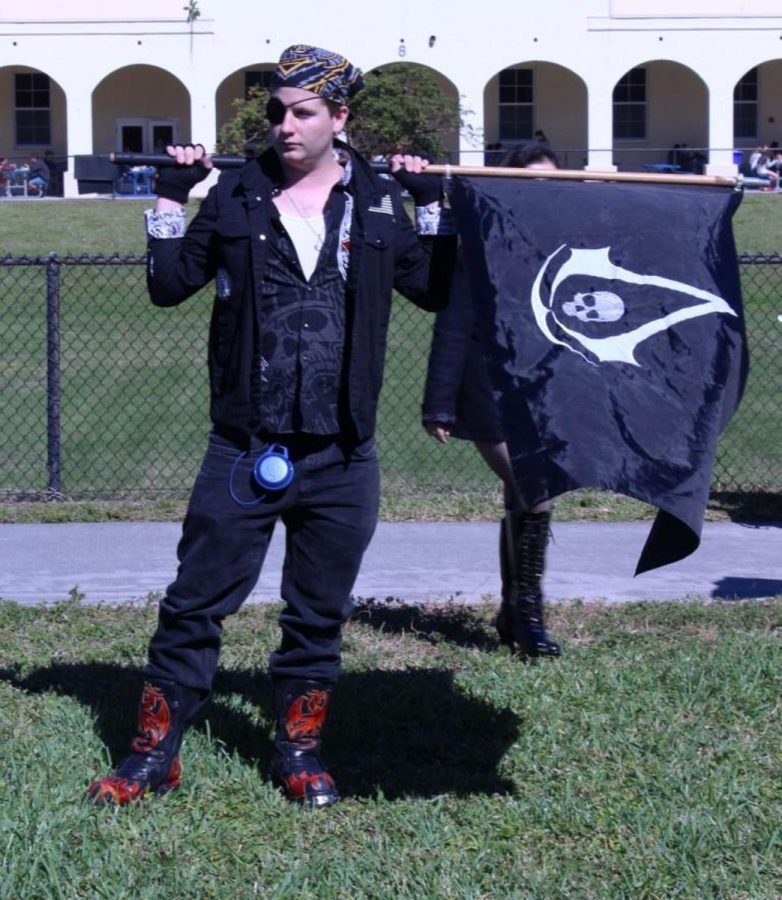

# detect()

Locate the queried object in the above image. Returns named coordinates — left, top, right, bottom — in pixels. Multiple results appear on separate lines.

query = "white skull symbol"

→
left=562, top=291, right=625, bottom=323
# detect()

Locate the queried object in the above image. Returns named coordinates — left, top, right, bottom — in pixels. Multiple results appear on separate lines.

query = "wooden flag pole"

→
left=108, top=152, right=739, bottom=188
left=424, top=164, right=739, bottom=188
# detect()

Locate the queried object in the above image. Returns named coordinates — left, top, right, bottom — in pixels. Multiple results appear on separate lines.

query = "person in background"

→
left=44, top=150, right=66, bottom=197
left=86, top=43, right=456, bottom=811
left=0, top=157, right=11, bottom=193
left=766, top=149, right=782, bottom=184
left=27, top=153, right=49, bottom=196
left=757, top=148, right=781, bottom=189
left=533, top=129, right=550, bottom=148
left=484, top=142, right=504, bottom=165
left=422, top=141, right=561, bottom=660
left=749, top=145, right=780, bottom=188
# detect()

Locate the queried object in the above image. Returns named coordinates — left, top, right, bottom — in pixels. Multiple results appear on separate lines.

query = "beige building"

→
left=1, top=0, right=781, bottom=196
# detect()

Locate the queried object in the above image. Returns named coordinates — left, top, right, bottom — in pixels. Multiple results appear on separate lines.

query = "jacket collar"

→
left=236, top=140, right=383, bottom=200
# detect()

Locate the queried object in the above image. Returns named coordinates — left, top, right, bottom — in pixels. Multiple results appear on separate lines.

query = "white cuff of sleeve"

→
left=415, top=204, right=456, bottom=236
left=145, top=208, right=187, bottom=239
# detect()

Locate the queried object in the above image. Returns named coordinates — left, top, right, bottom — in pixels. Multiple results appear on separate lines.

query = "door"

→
left=119, top=124, right=144, bottom=153
left=151, top=122, right=175, bottom=153
left=116, top=119, right=178, bottom=153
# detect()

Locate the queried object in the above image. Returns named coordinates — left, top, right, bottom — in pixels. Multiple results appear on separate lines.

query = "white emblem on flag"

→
left=562, top=291, right=625, bottom=323
left=530, top=246, right=737, bottom=366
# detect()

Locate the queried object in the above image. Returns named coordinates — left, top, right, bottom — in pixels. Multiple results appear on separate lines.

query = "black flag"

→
left=448, top=176, right=748, bottom=573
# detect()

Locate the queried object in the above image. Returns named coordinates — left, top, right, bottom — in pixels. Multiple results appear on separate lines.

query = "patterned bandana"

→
left=271, top=45, right=364, bottom=105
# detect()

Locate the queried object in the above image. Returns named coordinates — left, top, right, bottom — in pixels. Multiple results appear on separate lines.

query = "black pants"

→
left=144, top=432, right=380, bottom=692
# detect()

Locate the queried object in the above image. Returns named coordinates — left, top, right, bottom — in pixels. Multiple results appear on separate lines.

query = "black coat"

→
left=422, top=258, right=504, bottom=442
left=147, top=143, right=456, bottom=443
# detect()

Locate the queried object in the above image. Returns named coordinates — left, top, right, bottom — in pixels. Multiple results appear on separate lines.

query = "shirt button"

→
left=259, top=234, right=266, bottom=241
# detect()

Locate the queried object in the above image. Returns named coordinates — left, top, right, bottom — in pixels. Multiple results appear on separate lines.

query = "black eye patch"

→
left=266, top=97, right=286, bottom=125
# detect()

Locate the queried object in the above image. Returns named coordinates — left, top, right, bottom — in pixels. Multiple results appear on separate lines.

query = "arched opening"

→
left=92, top=65, right=190, bottom=155
left=733, top=59, right=782, bottom=174
left=350, top=62, right=460, bottom=162
left=216, top=61, right=276, bottom=142
left=612, top=60, right=708, bottom=172
left=0, top=65, right=67, bottom=195
left=484, top=62, right=587, bottom=170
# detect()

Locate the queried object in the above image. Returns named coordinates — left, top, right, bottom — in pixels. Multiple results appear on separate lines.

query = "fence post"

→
left=46, top=253, right=62, bottom=496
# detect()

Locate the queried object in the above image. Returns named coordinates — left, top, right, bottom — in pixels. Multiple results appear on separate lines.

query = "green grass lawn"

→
left=1, top=197, right=780, bottom=897
left=1, top=194, right=780, bottom=523
left=1, top=596, right=780, bottom=898
left=0, top=198, right=157, bottom=257
left=2, top=191, right=780, bottom=256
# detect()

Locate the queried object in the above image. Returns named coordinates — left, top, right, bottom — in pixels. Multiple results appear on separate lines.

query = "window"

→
left=151, top=124, right=174, bottom=153
left=15, top=72, right=51, bottom=146
left=613, top=68, right=646, bottom=140
left=498, top=68, right=533, bottom=142
left=120, top=125, right=143, bottom=153
left=734, top=68, right=758, bottom=141
left=244, top=70, right=273, bottom=99
left=116, top=119, right=177, bottom=153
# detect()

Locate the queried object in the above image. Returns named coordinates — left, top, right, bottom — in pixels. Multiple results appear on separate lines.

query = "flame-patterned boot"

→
left=496, top=510, right=561, bottom=658
left=269, top=679, right=339, bottom=809
left=86, top=679, right=194, bottom=806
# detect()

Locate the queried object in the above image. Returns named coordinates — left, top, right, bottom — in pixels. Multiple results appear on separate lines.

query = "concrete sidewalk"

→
left=1, top=520, right=780, bottom=605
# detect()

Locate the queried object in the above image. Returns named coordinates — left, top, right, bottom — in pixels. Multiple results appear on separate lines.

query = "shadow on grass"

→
left=712, top=576, right=782, bottom=600
left=709, top=490, right=782, bottom=523
left=1, top=662, right=517, bottom=800
left=351, top=598, right=500, bottom=651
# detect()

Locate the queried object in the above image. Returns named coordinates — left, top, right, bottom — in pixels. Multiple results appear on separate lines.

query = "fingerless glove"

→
left=154, top=145, right=211, bottom=204
left=391, top=167, right=443, bottom=206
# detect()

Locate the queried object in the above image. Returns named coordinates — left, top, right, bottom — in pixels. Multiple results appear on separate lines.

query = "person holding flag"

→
left=86, top=43, right=456, bottom=810
left=422, top=142, right=562, bottom=659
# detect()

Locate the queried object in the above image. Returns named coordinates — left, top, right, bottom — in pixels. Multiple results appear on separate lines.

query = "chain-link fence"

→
left=1, top=253, right=780, bottom=507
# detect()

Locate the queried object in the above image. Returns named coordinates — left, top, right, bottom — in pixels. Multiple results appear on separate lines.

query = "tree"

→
left=216, top=84, right=269, bottom=156
left=215, top=63, right=459, bottom=161
left=183, top=1, right=201, bottom=24
left=349, top=64, right=459, bottom=161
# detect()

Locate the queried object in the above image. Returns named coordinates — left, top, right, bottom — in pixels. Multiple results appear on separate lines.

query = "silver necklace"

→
left=284, top=189, right=326, bottom=251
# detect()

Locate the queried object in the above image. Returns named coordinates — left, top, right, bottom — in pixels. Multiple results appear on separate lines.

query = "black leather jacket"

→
left=147, top=143, right=457, bottom=444
left=421, top=257, right=476, bottom=425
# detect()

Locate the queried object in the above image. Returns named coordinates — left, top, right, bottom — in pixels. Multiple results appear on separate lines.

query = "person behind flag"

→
left=422, top=142, right=561, bottom=659
left=86, top=43, right=456, bottom=810
left=446, top=156, right=746, bottom=577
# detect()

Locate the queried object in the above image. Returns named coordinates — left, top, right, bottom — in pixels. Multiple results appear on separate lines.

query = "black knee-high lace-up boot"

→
left=496, top=510, right=561, bottom=658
